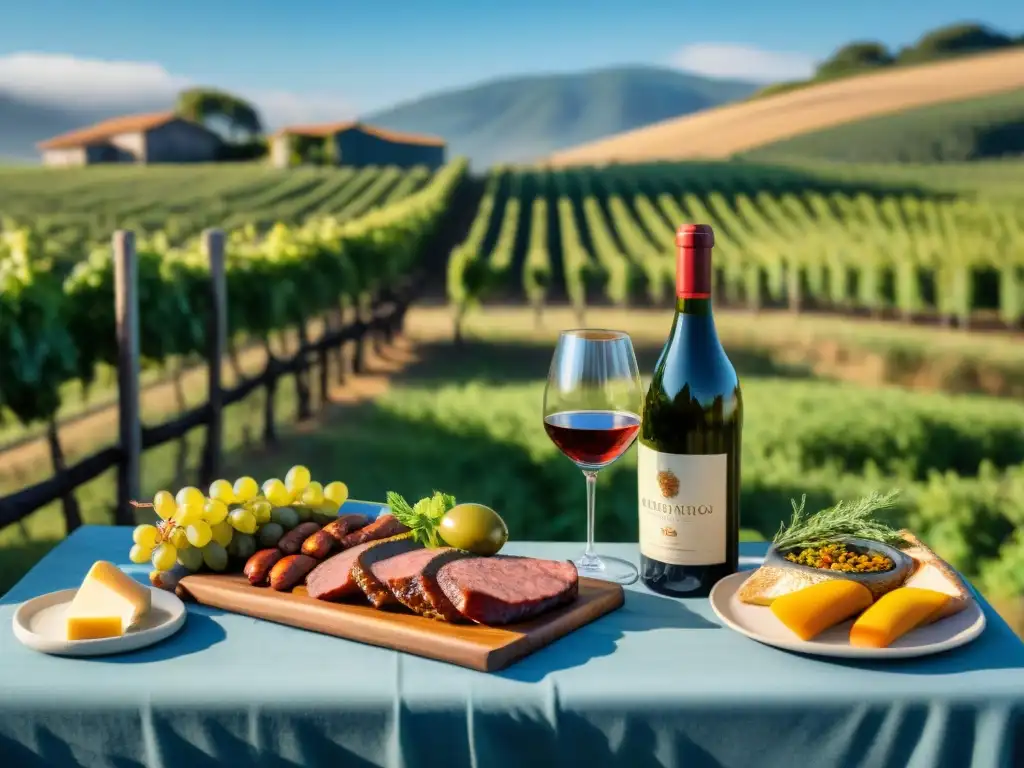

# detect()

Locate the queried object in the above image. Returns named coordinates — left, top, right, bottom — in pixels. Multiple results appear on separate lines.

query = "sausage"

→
left=324, top=513, right=371, bottom=542
left=244, top=548, right=285, bottom=586
left=268, top=554, right=318, bottom=591
left=302, top=514, right=370, bottom=558
left=302, top=530, right=336, bottom=559
left=278, top=522, right=323, bottom=555
left=339, top=514, right=409, bottom=549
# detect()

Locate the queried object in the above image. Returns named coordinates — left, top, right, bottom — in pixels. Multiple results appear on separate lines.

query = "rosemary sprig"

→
left=772, top=490, right=905, bottom=551
left=386, top=490, right=457, bottom=548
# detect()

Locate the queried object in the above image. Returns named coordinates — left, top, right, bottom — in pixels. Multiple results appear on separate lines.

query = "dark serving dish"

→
left=764, top=537, right=914, bottom=597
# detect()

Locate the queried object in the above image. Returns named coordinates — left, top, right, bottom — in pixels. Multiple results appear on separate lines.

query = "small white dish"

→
left=12, top=587, right=186, bottom=657
left=709, top=571, right=986, bottom=660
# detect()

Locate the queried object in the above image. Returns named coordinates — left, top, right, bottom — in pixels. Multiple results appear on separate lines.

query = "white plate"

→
left=12, top=587, right=186, bottom=657
left=709, top=571, right=986, bottom=659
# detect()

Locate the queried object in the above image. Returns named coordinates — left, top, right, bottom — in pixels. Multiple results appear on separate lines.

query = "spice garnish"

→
left=772, top=490, right=904, bottom=552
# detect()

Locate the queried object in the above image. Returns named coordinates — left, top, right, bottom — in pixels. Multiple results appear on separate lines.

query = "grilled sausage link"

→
left=268, top=554, right=318, bottom=591
left=301, top=513, right=370, bottom=558
left=244, top=548, right=285, bottom=586
left=302, top=530, right=336, bottom=559
left=278, top=522, right=323, bottom=555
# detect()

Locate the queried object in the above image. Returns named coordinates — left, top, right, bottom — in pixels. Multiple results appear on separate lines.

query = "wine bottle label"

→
left=637, top=444, right=727, bottom=565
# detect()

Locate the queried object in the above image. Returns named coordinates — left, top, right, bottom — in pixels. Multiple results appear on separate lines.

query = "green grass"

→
left=745, top=89, right=1024, bottom=165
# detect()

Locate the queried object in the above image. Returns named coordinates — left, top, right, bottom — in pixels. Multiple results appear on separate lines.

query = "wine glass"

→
left=543, top=329, right=643, bottom=585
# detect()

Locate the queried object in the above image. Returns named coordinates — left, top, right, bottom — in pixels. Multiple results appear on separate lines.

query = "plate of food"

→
left=709, top=491, right=986, bottom=659
left=13, top=561, right=186, bottom=657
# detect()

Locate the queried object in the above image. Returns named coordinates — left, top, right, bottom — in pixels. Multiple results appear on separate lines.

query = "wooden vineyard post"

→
left=200, top=229, right=227, bottom=485
left=334, top=306, right=347, bottom=386
left=262, top=339, right=279, bottom=445
left=113, top=230, right=141, bottom=525
left=318, top=322, right=331, bottom=410
left=47, top=419, right=82, bottom=532
left=351, top=297, right=367, bottom=375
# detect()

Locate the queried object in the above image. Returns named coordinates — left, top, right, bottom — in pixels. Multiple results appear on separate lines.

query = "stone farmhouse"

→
left=37, top=112, right=223, bottom=166
left=269, top=122, right=446, bottom=169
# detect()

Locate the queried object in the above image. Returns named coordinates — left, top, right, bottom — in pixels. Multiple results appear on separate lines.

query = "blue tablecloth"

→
left=2, top=502, right=1023, bottom=768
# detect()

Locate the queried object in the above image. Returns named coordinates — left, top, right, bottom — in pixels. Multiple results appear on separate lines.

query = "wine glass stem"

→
left=582, top=469, right=598, bottom=564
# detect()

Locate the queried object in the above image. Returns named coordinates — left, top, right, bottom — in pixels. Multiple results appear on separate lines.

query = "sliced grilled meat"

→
left=351, top=534, right=422, bottom=607
left=437, top=556, right=579, bottom=625
left=305, top=542, right=373, bottom=601
left=376, top=547, right=476, bottom=622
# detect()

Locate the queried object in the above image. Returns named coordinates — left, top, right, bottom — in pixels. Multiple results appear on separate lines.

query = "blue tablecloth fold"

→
left=1, top=504, right=1022, bottom=768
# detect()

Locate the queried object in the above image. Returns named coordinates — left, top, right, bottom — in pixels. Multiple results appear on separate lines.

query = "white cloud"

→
left=0, top=53, right=185, bottom=109
left=0, top=52, right=354, bottom=128
left=248, top=90, right=355, bottom=128
left=669, top=43, right=817, bottom=83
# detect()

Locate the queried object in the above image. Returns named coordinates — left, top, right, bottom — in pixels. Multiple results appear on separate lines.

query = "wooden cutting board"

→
left=177, top=573, right=625, bottom=672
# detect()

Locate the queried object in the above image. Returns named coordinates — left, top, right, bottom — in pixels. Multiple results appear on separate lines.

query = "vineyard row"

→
left=0, top=164, right=435, bottom=266
left=446, top=167, right=1024, bottom=329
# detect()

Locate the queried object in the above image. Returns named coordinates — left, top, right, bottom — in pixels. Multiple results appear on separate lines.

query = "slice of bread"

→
left=898, top=530, right=972, bottom=622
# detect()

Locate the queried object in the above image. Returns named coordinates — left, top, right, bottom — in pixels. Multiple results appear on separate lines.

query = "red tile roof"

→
left=273, top=121, right=445, bottom=147
left=38, top=111, right=182, bottom=150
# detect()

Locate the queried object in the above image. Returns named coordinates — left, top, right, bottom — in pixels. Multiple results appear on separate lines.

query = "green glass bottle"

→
left=638, top=224, right=742, bottom=597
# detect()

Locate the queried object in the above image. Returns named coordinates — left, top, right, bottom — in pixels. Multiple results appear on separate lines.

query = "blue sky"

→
left=1, top=0, right=1021, bottom=122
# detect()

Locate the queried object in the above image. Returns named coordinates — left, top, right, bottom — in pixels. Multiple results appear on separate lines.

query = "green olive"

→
left=439, top=503, right=508, bottom=556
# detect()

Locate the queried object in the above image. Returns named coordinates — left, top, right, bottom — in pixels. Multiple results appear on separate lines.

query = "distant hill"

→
left=0, top=67, right=756, bottom=167
left=363, top=67, right=758, bottom=168
left=546, top=48, right=1024, bottom=167
left=745, top=88, right=1024, bottom=163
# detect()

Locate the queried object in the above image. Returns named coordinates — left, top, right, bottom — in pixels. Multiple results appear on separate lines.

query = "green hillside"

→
left=363, top=66, right=758, bottom=168
left=743, top=89, right=1024, bottom=164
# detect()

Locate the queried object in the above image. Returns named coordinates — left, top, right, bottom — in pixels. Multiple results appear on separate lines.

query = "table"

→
left=2, top=504, right=1023, bottom=768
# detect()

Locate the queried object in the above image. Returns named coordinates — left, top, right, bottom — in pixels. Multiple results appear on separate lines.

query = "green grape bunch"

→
left=131, top=465, right=350, bottom=586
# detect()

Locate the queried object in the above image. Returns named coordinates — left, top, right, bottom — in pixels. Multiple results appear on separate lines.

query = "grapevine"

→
left=0, top=159, right=468, bottom=429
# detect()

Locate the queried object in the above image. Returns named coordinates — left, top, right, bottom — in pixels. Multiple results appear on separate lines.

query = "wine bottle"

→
left=638, top=224, right=742, bottom=598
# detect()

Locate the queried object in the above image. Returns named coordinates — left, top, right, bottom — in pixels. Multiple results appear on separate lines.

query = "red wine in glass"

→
left=544, top=411, right=641, bottom=468
left=543, top=329, right=643, bottom=585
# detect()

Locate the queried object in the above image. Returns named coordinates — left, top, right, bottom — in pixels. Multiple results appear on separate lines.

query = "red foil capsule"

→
left=675, top=224, right=715, bottom=299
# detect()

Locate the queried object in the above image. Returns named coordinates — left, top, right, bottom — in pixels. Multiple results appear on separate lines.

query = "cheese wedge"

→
left=770, top=579, right=874, bottom=641
left=66, top=561, right=152, bottom=640
left=849, top=587, right=950, bottom=648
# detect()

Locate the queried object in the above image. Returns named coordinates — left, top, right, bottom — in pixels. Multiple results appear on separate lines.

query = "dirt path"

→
left=0, top=327, right=421, bottom=489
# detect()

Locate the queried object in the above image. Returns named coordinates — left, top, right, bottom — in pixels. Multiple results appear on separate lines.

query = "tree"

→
left=897, top=23, right=1017, bottom=65
left=815, top=42, right=894, bottom=79
left=175, top=87, right=264, bottom=142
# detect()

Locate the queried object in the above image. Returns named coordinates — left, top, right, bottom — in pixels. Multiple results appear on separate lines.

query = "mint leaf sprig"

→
left=386, top=490, right=457, bottom=548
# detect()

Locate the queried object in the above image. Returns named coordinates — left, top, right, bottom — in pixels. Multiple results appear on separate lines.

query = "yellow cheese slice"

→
left=849, top=587, right=950, bottom=648
left=66, top=561, right=152, bottom=640
left=770, top=579, right=874, bottom=641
